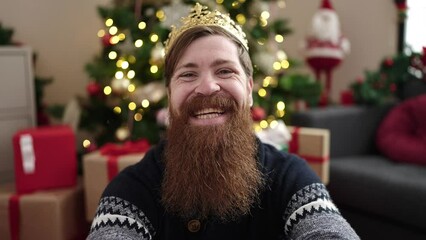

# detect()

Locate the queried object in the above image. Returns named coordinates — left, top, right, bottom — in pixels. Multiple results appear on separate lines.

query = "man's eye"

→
left=179, top=72, right=196, bottom=80
left=217, top=69, right=234, bottom=77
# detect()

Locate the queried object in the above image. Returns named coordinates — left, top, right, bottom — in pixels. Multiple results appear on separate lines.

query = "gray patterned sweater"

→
left=87, top=139, right=359, bottom=240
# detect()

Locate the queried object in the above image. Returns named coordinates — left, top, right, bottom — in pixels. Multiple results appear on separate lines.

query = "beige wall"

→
left=0, top=0, right=398, bottom=105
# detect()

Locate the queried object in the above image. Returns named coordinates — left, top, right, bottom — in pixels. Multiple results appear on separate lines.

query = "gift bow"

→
left=100, top=139, right=150, bottom=156
left=100, top=139, right=150, bottom=180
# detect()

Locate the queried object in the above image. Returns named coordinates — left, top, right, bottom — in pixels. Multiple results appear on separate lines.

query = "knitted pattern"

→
left=88, top=196, right=155, bottom=240
left=284, top=183, right=339, bottom=234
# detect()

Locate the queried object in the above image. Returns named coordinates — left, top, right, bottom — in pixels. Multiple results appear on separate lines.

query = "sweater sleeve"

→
left=283, top=183, right=360, bottom=240
left=87, top=196, right=155, bottom=240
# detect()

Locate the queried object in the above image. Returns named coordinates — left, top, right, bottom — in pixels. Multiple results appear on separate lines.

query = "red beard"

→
left=161, top=94, right=264, bottom=222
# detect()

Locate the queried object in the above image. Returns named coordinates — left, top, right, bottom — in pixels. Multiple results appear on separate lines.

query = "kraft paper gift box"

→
left=83, top=140, right=149, bottom=221
left=0, top=182, right=87, bottom=240
left=12, top=125, right=77, bottom=194
left=288, top=126, right=330, bottom=185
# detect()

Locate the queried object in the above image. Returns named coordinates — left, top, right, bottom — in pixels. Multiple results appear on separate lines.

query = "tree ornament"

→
left=384, top=58, right=394, bottom=67
left=102, top=33, right=113, bottom=47
left=161, top=0, right=191, bottom=29
left=302, top=0, right=350, bottom=104
left=87, top=82, right=102, bottom=97
left=251, top=106, right=266, bottom=121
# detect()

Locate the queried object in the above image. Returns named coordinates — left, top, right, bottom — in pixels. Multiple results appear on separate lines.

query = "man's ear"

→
left=247, top=77, right=254, bottom=107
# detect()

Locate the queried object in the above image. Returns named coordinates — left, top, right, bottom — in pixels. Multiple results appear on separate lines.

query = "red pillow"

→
left=376, top=94, right=426, bottom=165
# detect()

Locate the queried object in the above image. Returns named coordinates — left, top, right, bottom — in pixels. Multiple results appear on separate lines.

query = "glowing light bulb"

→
left=105, top=19, right=113, bottom=27
left=108, top=51, right=117, bottom=59
left=258, top=88, right=267, bottom=97
left=113, top=106, right=122, bottom=114
left=109, top=26, right=118, bottom=35
left=138, top=21, right=146, bottom=29
left=277, top=101, right=285, bottom=111
left=127, top=70, right=135, bottom=79
left=141, top=99, right=150, bottom=108
left=135, top=39, right=143, bottom=47
left=150, top=34, right=159, bottom=42
left=134, top=113, right=143, bottom=121
left=128, top=102, right=137, bottom=110
left=104, top=86, right=112, bottom=95
left=82, top=139, right=91, bottom=148
left=260, top=120, right=268, bottom=129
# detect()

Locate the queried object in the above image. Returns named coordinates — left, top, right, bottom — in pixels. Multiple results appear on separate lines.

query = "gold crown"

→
left=164, top=3, right=249, bottom=54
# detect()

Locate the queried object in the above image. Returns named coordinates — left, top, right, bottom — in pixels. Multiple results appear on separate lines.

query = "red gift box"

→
left=12, top=125, right=77, bottom=194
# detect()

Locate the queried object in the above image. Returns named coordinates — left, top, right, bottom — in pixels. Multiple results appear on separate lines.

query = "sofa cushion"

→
left=376, top=94, right=426, bottom=165
left=328, top=155, right=426, bottom=231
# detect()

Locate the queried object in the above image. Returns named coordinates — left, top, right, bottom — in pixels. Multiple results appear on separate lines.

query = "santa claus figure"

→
left=303, top=0, right=350, bottom=104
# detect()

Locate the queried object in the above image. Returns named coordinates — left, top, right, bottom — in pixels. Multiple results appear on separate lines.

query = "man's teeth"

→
left=194, top=108, right=224, bottom=119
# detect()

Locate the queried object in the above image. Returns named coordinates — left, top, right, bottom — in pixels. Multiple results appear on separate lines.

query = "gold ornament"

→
left=164, top=2, right=248, bottom=54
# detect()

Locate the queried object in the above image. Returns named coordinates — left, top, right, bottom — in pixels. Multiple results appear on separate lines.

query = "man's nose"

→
left=194, top=75, right=220, bottom=95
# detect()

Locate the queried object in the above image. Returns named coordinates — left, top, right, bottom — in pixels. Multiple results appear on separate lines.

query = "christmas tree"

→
left=351, top=48, right=426, bottom=105
left=80, top=0, right=320, bottom=152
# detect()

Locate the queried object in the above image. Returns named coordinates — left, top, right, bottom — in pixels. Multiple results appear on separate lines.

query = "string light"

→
left=105, top=19, right=113, bottom=27
left=113, top=106, right=122, bottom=114
left=128, top=102, right=137, bottom=110
left=232, top=1, right=240, bottom=8
left=150, top=34, right=159, bottom=43
left=110, top=36, right=120, bottom=44
left=260, top=11, right=270, bottom=20
left=134, top=113, right=143, bottom=121
left=281, top=60, right=290, bottom=69
left=277, top=101, right=285, bottom=111
left=109, top=26, right=118, bottom=35
left=260, top=120, right=268, bottom=129
left=118, top=33, right=126, bottom=41
left=104, top=86, right=112, bottom=95
left=97, top=29, right=105, bottom=37
left=263, top=76, right=272, bottom=87
left=128, top=84, right=136, bottom=92
left=108, top=51, right=117, bottom=59
left=141, top=99, right=150, bottom=108
left=116, top=59, right=123, bottom=68
left=156, top=10, right=165, bottom=21
left=135, top=39, right=143, bottom=47
left=115, top=71, right=124, bottom=79
left=127, top=70, right=135, bottom=79
left=150, top=65, right=159, bottom=74
left=275, top=34, right=284, bottom=43
left=270, top=120, right=279, bottom=129
left=276, top=110, right=285, bottom=118
left=138, top=21, right=146, bottom=30
left=236, top=14, right=246, bottom=25
left=82, top=139, right=91, bottom=148
left=273, top=62, right=281, bottom=70
left=121, top=61, right=129, bottom=69
left=216, top=0, right=224, bottom=4
left=258, top=88, right=267, bottom=97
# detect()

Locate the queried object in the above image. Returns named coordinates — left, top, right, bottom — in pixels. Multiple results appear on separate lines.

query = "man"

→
left=88, top=3, right=359, bottom=239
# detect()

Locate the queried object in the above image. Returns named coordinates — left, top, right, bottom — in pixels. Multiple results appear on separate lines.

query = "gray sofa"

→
left=291, top=101, right=426, bottom=239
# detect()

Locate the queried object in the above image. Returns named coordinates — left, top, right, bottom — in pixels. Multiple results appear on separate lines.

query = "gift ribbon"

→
left=100, top=139, right=150, bottom=181
left=8, top=194, right=21, bottom=240
left=289, top=127, right=329, bottom=163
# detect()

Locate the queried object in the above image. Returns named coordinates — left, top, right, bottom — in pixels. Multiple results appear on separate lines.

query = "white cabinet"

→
left=0, top=47, right=36, bottom=183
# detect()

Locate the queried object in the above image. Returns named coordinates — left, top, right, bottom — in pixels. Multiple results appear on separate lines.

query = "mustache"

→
left=175, top=94, right=239, bottom=120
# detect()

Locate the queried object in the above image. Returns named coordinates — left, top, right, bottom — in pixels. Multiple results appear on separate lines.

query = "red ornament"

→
left=87, top=82, right=102, bottom=96
left=421, top=46, right=426, bottom=66
left=251, top=106, right=266, bottom=121
left=102, top=33, right=113, bottom=47
left=384, top=58, right=394, bottom=67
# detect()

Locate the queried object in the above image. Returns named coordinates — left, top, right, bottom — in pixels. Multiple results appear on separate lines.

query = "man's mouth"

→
left=193, top=108, right=225, bottom=119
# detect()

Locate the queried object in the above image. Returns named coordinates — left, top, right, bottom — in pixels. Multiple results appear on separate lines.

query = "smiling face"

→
left=168, top=34, right=253, bottom=126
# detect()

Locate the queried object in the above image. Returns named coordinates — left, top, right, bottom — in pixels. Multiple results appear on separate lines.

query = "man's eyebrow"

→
left=175, top=59, right=237, bottom=71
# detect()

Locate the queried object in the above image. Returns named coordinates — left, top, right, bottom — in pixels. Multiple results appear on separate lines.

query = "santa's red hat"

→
left=321, top=0, right=334, bottom=10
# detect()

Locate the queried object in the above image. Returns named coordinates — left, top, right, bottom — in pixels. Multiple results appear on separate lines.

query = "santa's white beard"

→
left=311, top=9, right=341, bottom=44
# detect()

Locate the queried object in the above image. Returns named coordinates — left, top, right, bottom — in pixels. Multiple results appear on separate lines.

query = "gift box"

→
left=288, top=126, right=330, bottom=184
left=83, top=140, right=149, bottom=221
left=12, top=125, right=77, bottom=194
left=0, top=182, right=87, bottom=240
